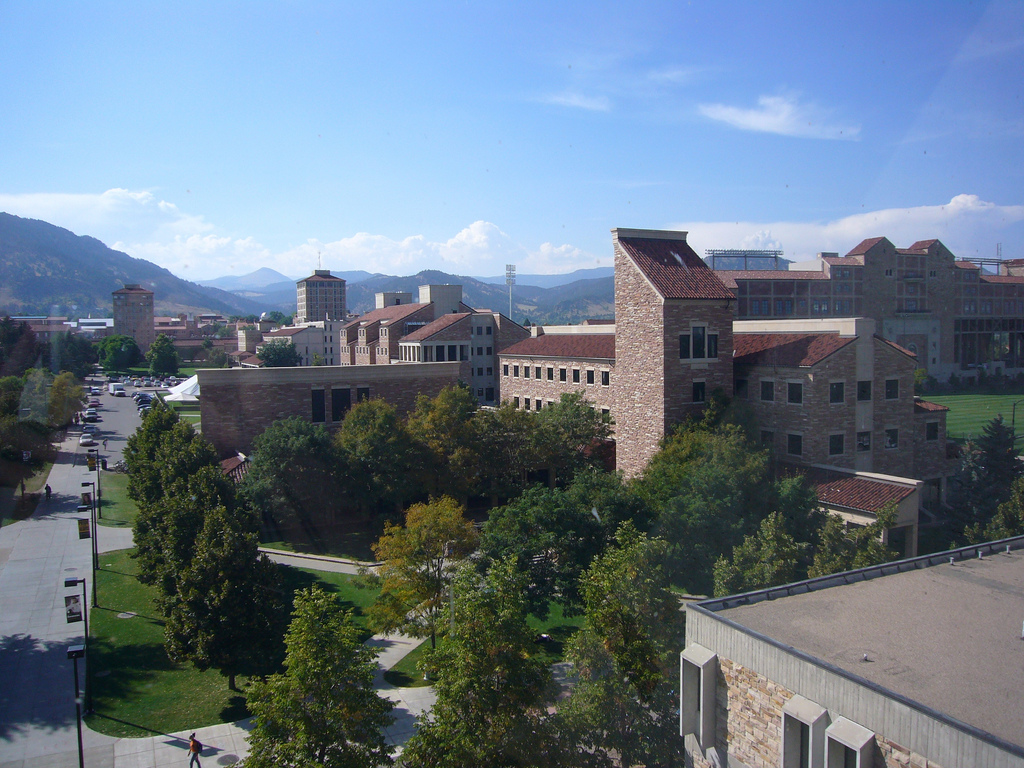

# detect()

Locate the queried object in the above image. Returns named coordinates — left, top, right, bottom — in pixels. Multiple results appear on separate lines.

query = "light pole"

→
left=67, top=645, right=85, bottom=768
left=1011, top=400, right=1024, bottom=440
left=65, top=578, right=91, bottom=714
left=77, top=503, right=98, bottom=607
left=87, top=449, right=102, bottom=518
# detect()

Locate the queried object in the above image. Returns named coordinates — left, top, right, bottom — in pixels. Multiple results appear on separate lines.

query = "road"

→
left=0, top=375, right=433, bottom=768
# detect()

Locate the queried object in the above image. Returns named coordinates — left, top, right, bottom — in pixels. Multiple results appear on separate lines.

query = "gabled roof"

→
left=617, top=236, right=734, bottom=300
left=954, top=261, right=980, bottom=270
left=714, top=270, right=829, bottom=289
left=909, top=239, right=941, bottom=251
left=297, top=273, right=345, bottom=282
left=264, top=327, right=306, bottom=337
left=981, top=275, right=1024, bottom=284
left=733, top=332, right=854, bottom=367
left=501, top=333, right=615, bottom=360
left=401, top=313, right=472, bottom=342
left=914, top=399, right=950, bottom=413
left=845, top=237, right=889, bottom=256
left=875, top=335, right=917, bottom=359
left=789, top=465, right=917, bottom=514
left=342, top=303, right=430, bottom=330
left=822, top=255, right=861, bottom=266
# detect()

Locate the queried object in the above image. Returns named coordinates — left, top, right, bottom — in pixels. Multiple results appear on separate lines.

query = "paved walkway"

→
left=0, top=394, right=433, bottom=767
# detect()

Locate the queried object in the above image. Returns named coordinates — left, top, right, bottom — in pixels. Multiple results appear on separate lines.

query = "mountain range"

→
left=0, top=213, right=614, bottom=324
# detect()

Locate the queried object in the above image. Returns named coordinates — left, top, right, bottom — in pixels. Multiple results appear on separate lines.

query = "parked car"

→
left=84, top=413, right=101, bottom=422
left=82, top=424, right=99, bottom=434
left=88, top=399, right=101, bottom=407
left=79, top=434, right=97, bottom=446
left=114, top=389, right=127, bottom=397
left=89, top=387, right=100, bottom=395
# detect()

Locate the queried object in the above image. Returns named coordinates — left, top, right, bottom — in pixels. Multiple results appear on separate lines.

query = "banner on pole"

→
left=65, top=595, right=83, bottom=624
left=78, top=518, right=91, bottom=539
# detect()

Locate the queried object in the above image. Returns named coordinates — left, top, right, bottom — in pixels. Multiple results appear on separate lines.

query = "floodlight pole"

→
left=505, top=264, right=516, bottom=319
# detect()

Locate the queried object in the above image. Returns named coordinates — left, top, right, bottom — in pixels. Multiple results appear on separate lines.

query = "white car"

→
left=82, top=425, right=99, bottom=434
left=79, top=434, right=97, bottom=447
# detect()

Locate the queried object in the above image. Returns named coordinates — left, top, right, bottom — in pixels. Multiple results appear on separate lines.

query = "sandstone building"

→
left=294, top=269, right=346, bottom=323
left=112, top=284, right=155, bottom=350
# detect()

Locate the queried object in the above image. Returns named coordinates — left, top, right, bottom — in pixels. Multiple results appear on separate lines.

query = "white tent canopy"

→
left=168, top=375, right=200, bottom=397
left=164, top=391, right=198, bottom=402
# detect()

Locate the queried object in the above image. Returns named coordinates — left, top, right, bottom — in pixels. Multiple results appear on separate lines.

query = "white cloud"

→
left=670, top=195, right=1024, bottom=263
left=698, top=94, right=860, bottom=140
left=543, top=91, right=612, bottom=111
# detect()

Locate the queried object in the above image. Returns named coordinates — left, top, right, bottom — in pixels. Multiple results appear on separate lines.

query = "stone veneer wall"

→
left=198, top=363, right=460, bottom=455
left=498, top=356, right=615, bottom=413
left=662, top=299, right=735, bottom=426
left=691, top=657, right=947, bottom=768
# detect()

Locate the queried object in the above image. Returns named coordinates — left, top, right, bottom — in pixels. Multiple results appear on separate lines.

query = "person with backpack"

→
left=188, top=733, right=202, bottom=768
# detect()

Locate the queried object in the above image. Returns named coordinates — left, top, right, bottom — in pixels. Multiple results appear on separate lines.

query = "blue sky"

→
left=1, top=1, right=1022, bottom=281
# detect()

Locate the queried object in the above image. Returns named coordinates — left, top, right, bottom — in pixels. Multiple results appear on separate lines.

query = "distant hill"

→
left=200, top=267, right=378, bottom=292
left=0, top=213, right=270, bottom=318
left=474, top=266, right=614, bottom=289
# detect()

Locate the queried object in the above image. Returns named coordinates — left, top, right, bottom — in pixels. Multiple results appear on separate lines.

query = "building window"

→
left=787, top=434, right=803, bottom=456
left=572, top=369, right=580, bottom=383
left=692, top=327, right=706, bottom=359
left=679, top=333, right=691, bottom=359
left=535, top=366, right=541, bottom=379
left=788, top=382, right=803, bottom=404
left=513, top=365, right=519, bottom=378
left=523, top=367, right=530, bottom=379
left=311, top=390, right=326, bottom=423
left=331, top=388, right=351, bottom=422
left=559, top=368, right=567, bottom=382
left=693, top=381, right=706, bottom=402
left=761, top=380, right=775, bottom=402
left=601, top=370, right=610, bottom=386
left=524, top=399, right=530, bottom=410
left=486, top=326, right=492, bottom=335
left=586, top=369, right=595, bottom=385
left=857, top=431, right=871, bottom=452
left=735, top=379, right=748, bottom=399
left=708, top=333, right=719, bottom=359
left=476, top=327, right=482, bottom=335
left=885, top=378, right=899, bottom=399
left=503, top=364, right=509, bottom=376
left=513, top=397, right=520, bottom=408
left=448, top=344, right=457, bottom=361
left=760, top=430, right=774, bottom=446
left=830, top=382, right=845, bottom=404
left=486, top=346, right=492, bottom=355
left=885, top=428, right=899, bottom=449
left=681, top=644, right=717, bottom=751
left=547, top=367, right=554, bottom=380
left=926, top=421, right=939, bottom=441
left=486, top=367, right=492, bottom=376
left=535, top=399, right=541, bottom=411
left=782, top=696, right=827, bottom=768
left=356, top=387, right=370, bottom=403
left=477, top=388, right=483, bottom=396
left=485, top=387, right=494, bottom=401
left=857, top=380, right=872, bottom=401
left=477, top=367, right=483, bottom=376
left=825, top=717, right=875, bottom=768
left=829, top=434, right=845, bottom=456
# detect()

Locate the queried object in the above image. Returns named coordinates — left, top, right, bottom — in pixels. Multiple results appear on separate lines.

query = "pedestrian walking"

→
left=45, top=484, right=51, bottom=501
left=102, top=438, right=108, bottom=449
left=188, top=733, right=202, bottom=768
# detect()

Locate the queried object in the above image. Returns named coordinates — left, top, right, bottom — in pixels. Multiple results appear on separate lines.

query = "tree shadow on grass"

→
left=219, top=694, right=248, bottom=724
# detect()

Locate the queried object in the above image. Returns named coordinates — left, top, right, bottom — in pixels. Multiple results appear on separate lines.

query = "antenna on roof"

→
left=317, top=250, right=322, bottom=270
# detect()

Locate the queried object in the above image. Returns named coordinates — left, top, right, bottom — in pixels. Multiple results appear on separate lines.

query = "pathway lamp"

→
left=67, top=645, right=85, bottom=768
left=64, top=578, right=92, bottom=713
left=77, top=502, right=98, bottom=607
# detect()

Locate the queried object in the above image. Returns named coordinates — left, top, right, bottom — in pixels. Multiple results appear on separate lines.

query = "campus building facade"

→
left=111, top=284, right=155, bottom=350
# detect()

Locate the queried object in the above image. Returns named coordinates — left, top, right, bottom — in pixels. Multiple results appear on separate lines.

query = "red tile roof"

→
left=714, top=270, right=829, bottom=289
left=914, top=399, right=950, bottom=413
left=265, top=327, right=306, bottom=337
left=501, top=333, right=615, bottom=360
left=981, top=275, right=1024, bottom=284
left=618, top=236, right=734, bottom=300
left=822, top=256, right=862, bottom=266
left=1002, top=258, right=1024, bottom=267
left=733, top=333, right=854, bottom=367
left=875, top=335, right=917, bottom=359
left=846, top=237, right=888, bottom=256
left=298, top=273, right=345, bottom=282
left=343, top=303, right=430, bottom=329
left=909, top=239, right=940, bottom=251
left=220, top=455, right=250, bottom=483
left=401, top=313, right=472, bottom=341
left=954, top=261, right=979, bottom=270
left=799, top=467, right=916, bottom=514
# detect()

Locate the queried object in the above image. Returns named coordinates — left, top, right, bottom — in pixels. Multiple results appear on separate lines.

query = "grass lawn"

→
left=922, top=393, right=1024, bottom=442
left=382, top=601, right=585, bottom=688
left=97, top=470, right=138, bottom=529
left=86, top=550, right=380, bottom=738
left=0, top=459, right=55, bottom=528
left=262, top=516, right=385, bottom=562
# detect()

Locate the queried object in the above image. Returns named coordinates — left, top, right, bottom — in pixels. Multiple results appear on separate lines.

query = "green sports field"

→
left=923, top=393, right=1024, bottom=442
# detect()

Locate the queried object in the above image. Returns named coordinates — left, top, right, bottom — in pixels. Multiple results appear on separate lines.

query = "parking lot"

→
left=72, top=375, right=174, bottom=463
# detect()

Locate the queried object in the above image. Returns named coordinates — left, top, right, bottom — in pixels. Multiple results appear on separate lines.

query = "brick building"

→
left=295, top=269, right=346, bottom=324
left=197, top=362, right=461, bottom=455
left=112, top=284, right=155, bottom=350
left=681, top=536, right=1024, bottom=768
left=715, top=236, right=1024, bottom=380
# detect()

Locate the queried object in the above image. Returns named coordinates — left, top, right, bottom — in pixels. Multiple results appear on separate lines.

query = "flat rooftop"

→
left=717, top=548, right=1024, bottom=748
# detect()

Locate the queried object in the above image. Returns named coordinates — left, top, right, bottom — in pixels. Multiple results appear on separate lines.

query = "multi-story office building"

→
left=295, top=269, right=346, bottom=324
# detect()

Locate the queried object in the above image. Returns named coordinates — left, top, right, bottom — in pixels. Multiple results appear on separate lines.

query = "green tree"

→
left=238, top=417, right=349, bottom=545
left=402, top=559, right=559, bottom=768
left=713, top=511, right=808, bottom=597
left=807, top=506, right=899, bottom=578
left=0, top=317, right=39, bottom=378
left=206, top=347, right=229, bottom=368
left=335, top=398, right=421, bottom=514
left=146, top=333, right=180, bottom=376
left=560, top=523, right=684, bottom=768
left=126, top=414, right=221, bottom=508
left=367, top=497, right=479, bottom=648
left=949, top=415, right=1024, bottom=541
left=245, top=586, right=395, bottom=768
left=48, top=371, right=84, bottom=427
left=96, top=334, right=142, bottom=372
left=123, top=404, right=181, bottom=504
left=475, top=403, right=543, bottom=502
left=0, top=376, right=23, bottom=417
left=536, top=392, right=613, bottom=482
left=406, top=384, right=481, bottom=502
left=41, top=331, right=97, bottom=379
left=259, top=339, right=301, bottom=367
left=985, top=476, right=1024, bottom=540
left=164, top=503, right=285, bottom=690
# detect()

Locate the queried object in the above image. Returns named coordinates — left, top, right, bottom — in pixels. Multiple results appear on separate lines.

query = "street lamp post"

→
left=77, top=503, right=98, bottom=608
left=67, top=645, right=85, bottom=768
left=86, top=449, right=101, bottom=518
left=65, top=578, right=92, bottom=714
